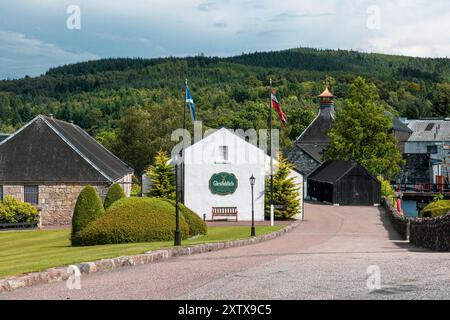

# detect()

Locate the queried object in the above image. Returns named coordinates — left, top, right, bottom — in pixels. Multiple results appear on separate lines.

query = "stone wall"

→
left=287, top=146, right=321, bottom=176
left=410, top=214, right=450, bottom=252
left=3, top=183, right=109, bottom=226
left=384, top=197, right=409, bottom=240
left=38, top=184, right=109, bottom=226
left=3, top=185, right=24, bottom=202
left=115, top=173, right=133, bottom=197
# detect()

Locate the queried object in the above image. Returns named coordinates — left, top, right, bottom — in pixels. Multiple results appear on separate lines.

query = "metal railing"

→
left=393, top=183, right=450, bottom=193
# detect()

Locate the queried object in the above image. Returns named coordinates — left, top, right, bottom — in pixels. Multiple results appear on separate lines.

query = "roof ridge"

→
left=71, top=125, right=133, bottom=178
left=40, top=116, right=114, bottom=182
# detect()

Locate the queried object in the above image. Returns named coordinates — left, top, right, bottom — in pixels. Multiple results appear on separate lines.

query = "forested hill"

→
left=0, top=47, right=449, bottom=172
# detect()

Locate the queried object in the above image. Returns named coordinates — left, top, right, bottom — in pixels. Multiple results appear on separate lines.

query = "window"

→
left=219, top=146, right=229, bottom=161
left=0, top=186, right=3, bottom=201
left=427, top=145, right=438, bottom=154
left=24, top=186, right=39, bottom=205
left=425, top=123, right=435, bottom=131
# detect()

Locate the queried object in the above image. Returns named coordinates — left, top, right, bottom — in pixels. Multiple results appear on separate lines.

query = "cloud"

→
left=269, top=12, right=334, bottom=21
left=197, top=0, right=219, bottom=12
left=213, top=22, right=228, bottom=28
left=0, top=30, right=98, bottom=78
left=0, top=0, right=450, bottom=78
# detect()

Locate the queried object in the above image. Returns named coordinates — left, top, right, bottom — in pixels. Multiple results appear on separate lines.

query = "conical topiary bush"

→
left=71, top=185, right=105, bottom=246
left=104, top=183, right=126, bottom=209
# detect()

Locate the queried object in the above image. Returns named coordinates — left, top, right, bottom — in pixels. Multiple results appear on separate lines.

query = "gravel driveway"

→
left=2, top=202, right=449, bottom=300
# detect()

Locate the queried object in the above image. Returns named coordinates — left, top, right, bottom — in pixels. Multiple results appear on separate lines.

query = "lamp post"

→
left=250, top=174, right=256, bottom=237
left=174, top=153, right=181, bottom=246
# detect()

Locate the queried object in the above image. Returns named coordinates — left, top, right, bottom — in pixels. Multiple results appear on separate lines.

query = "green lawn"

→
left=0, top=226, right=282, bottom=278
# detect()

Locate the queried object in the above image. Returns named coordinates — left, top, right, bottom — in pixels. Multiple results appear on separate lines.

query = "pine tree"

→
left=146, top=150, right=176, bottom=200
left=265, top=154, right=301, bottom=220
left=323, top=77, right=404, bottom=179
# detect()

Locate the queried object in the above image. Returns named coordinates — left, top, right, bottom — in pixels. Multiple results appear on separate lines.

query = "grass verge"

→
left=0, top=226, right=283, bottom=278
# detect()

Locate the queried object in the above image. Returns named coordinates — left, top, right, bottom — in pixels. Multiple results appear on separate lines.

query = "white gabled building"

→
left=179, top=128, right=303, bottom=222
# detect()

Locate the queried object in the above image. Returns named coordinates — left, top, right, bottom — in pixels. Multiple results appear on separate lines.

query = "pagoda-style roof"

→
left=319, top=87, right=334, bottom=98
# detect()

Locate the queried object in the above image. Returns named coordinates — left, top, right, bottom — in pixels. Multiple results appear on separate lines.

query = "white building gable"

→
left=182, top=128, right=303, bottom=221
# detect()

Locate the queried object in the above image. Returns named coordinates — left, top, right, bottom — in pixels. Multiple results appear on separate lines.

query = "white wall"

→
left=116, top=173, right=133, bottom=197
left=288, top=170, right=303, bottom=220
left=184, top=128, right=267, bottom=221
left=182, top=128, right=304, bottom=221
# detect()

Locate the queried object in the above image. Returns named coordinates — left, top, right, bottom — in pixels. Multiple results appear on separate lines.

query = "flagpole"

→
left=181, top=79, right=187, bottom=204
left=269, top=79, right=274, bottom=227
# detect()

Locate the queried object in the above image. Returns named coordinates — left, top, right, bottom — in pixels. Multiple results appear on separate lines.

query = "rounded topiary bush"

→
left=163, top=199, right=207, bottom=237
left=72, top=197, right=190, bottom=246
left=71, top=186, right=105, bottom=245
left=104, top=183, right=126, bottom=209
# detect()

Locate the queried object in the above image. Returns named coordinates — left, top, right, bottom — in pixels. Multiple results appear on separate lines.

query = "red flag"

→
left=271, top=90, right=287, bottom=127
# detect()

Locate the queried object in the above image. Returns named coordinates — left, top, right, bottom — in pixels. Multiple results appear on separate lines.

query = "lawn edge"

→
left=0, top=221, right=300, bottom=293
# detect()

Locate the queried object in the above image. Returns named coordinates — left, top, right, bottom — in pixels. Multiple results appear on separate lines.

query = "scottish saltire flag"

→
left=185, top=85, right=196, bottom=121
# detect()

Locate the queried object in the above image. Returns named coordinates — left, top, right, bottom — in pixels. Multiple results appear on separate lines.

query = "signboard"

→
left=209, top=172, right=238, bottom=196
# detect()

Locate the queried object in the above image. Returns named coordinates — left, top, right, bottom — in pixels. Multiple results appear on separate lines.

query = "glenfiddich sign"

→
left=209, top=172, right=238, bottom=195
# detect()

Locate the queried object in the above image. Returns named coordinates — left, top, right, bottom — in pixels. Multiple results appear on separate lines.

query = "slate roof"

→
left=291, top=102, right=335, bottom=163
left=391, top=115, right=413, bottom=133
left=0, top=116, right=133, bottom=183
left=0, top=134, right=10, bottom=143
left=308, top=160, right=374, bottom=183
left=405, top=119, right=450, bottom=142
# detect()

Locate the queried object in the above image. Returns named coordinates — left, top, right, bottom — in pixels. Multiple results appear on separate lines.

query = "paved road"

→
left=2, top=202, right=450, bottom=300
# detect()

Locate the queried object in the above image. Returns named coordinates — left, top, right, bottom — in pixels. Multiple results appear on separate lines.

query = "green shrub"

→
left=0, top=196, right=39, bottom=224
left=71, top=186, right=105, bottom=245
left=104, top=183, right=126, bottom=209
left=72, top=197, right=190, bottom=246
left=163, top=199, right=207, bottom=236
left=421, top=200, right=450, bottom=218
left=378, top=176, right=394, bottom=198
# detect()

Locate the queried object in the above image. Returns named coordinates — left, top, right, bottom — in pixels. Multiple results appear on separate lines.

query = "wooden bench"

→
left=212, top=207, right=238, bottom=222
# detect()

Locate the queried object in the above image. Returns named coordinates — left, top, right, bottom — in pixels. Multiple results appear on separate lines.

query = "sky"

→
left=0, top=0, right=449, bottom=79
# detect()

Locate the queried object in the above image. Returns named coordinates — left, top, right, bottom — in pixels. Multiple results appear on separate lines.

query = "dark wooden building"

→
left=308, top=160, right=381, bottom=206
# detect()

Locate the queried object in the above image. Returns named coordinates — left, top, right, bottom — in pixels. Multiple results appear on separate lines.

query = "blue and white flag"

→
left=185, top=85, right=196, bottom=121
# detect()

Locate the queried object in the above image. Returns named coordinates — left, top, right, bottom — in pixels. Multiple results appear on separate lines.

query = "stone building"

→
left=402, top=118, right=450, bottom=184
left=288, top=88, right=335, bottom=176
left=0, top=115, right=134, bottom=226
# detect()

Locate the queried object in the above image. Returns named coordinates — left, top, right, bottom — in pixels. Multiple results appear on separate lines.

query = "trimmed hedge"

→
left=71, top=186, right=105, bottom=245
left=163, top=199, right=207, bottom=237
left=72, top=197, right=190, bottom=246
left=0, top=196, right=39, bottom=224
left=410, top=214, right=450, bottom=251
left=104, top=183, right=126, bottom=209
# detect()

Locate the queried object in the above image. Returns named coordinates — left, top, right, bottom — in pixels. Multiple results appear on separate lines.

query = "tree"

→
left=113, top=103, right=182, bottom=175
left=146, top=150, right=176, bottom=200
left=323, top=77, right=404, bottom=179
left=432, top=83, right=450, bottom=117
left=71, top=185, right=105, bottom=245
left=96, top=130, right=118, bottom=151
left=113, top=107, right=154, bottom=174
left=103, top=183, right=126, bottom=209
left=265, top=154, right=301, bottom=220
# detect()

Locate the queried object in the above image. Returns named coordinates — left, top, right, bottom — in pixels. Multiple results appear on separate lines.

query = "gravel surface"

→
left=2, top=202, right=449, bottom=300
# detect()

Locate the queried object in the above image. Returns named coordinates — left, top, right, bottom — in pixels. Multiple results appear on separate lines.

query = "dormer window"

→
left=219, top=146, right=229, bottom=161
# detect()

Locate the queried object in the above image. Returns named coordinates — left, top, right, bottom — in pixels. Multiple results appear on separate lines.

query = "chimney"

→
left=318, top=87, right=335, bottom=118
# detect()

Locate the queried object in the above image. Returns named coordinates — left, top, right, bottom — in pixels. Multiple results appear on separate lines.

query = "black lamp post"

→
left=174, top=154, right=181, bottom=246
left=250, top=174, right=256, bottom=237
